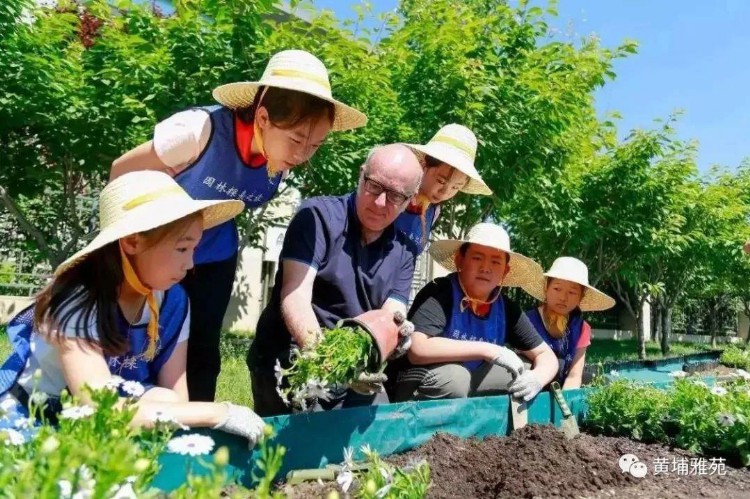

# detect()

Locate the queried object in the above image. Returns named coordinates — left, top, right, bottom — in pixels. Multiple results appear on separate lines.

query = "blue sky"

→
left=314, top=0, right=750, bottom=173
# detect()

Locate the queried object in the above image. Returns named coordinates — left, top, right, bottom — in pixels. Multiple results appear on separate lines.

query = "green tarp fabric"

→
left=153, top=389, right=580, bottom=492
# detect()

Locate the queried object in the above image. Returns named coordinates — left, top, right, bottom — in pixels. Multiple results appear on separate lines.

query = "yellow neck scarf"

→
left=119, top=245, right=159, bottom=360
left=542, top=305, right=568, bottom=339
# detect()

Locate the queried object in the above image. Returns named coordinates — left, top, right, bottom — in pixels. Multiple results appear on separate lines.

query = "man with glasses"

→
left=247, top=143, right=424, bottom=416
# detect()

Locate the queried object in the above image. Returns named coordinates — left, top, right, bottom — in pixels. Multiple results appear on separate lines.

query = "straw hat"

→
left=212, top=50, right=367, bottom=132
left=407, top=124, right=492, bottom=196
left=429, top=223, right=542, bottom=292
left=55, top=171, right=244, bottom=276
left=527, top=257, right=616, bottom=312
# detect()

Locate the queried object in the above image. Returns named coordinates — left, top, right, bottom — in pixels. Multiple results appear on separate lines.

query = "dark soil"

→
left=282, top=425, right=750, bottom=498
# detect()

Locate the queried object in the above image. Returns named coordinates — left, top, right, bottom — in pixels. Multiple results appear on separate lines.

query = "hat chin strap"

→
left=456, top=271, right=501, bottom=313
left=119, top=243, right=159, bottom=360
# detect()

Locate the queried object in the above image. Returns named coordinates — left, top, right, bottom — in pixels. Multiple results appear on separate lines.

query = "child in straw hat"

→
left=0, top=171, right=265, bottom=444
left=397, top=124, right=492, bottom=253
left=111, top=49, right=367, bottom=401
left=390, top=223, right=558, bottom=403
left=525, top=257, right=616, bottom=389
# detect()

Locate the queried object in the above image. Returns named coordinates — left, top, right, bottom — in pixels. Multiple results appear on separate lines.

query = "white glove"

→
left=508, top=370, right=543, bottom=402
left=388, top=311, right=414, bottom=360
left=349, top=371, right=388, bottom=396
left=212, top=403, right=265, bottom=448
left=491, top=346, right=525, bottom=378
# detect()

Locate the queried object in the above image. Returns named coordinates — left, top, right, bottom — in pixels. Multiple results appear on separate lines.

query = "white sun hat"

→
left=407, top=124, right=492, bottom=196
left=527, top=257, right=616, bottom=312
left=55, top=171, right=244, bottom=276
left=429, top=222, right=542, bottom=292
left=212, top=49, right=367, bottom=132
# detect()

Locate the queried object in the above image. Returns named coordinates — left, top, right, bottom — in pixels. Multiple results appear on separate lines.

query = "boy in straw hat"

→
left=525, top=257, right=616, bottom=389
left=0, top=171, right=265, bottom=445
left=111, top=49, right=367, bottom=402
left=392, top=222, right=558, bottom=403
left=396, top=124, right=492, bottom=253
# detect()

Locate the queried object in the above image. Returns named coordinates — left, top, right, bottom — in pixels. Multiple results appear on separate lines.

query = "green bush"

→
left=586, top=377, right=750, bottom=466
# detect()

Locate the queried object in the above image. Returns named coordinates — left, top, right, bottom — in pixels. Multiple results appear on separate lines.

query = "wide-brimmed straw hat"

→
left=527, top=257, right=616, bottom=312
left=407, top=124, right=492, bottom=196
left=429, top=222, right=542, bottom=292
left=212, top=49, right=367, bottom=132
left=55, top=171, right=244, bottom=276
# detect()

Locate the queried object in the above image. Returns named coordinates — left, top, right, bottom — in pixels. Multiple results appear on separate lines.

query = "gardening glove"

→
left=508, top=370, right=543, bottom=402
left=349, top=371, right=388, bottom=396
left=491, top=346, right=525, bottom=379
left=388, top=310, right=415, bottom=360
left=212, top=403, right=265, bottom=448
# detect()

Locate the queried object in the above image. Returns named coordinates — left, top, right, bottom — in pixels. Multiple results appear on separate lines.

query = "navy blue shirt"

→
left=248, top=193, right=417, bottom=370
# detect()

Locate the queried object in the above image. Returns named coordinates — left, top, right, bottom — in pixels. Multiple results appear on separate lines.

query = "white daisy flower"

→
left=360, top=444, right=375, bottom=458
left=0, top=428, right=25, bottom=446
left=13, top=417, right=34, bottom=430
left=273, top=359, right=284, bottom=385
left=103, top=376, right=125, bottom=391
left=691, top=380, right=708, bottom=388
left=0, top=395, right=19, bottom=412
left=375, top=483, right=393, bottom=499
left=150, top=410, right=187, bottom=430
left=336, top=470, right=354, bottom=493
left=109, top=481, right=137, bottom=499
left=342, top=447, right=355, bottom=469
left=711, top=386, right=728, bottom=396
left=717, top=413, right=736, bottom=427
left=121, top=380, right=146, bottom=398
left=668, top=370, right=687, bottom=378
left=58, top=479, right=73, bottom=498
left=305, top=379, right=331, bottom=400
left=166, top=434, right=215, bottom=456
left=609, top=370, right=620, bottom=377
left=60, top=405, right=95, bottom=420
left=28, top=392, right=49, bottom=405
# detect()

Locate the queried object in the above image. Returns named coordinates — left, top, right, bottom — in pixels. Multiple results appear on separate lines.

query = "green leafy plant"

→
left=280, top=326, right=375, bottom=410
left=0, top=384, right=172, bottom=497
left=252, top=425, right=287, bottom=499
left=334, top=445, right=431, bottom=499
left=721, top=344, right=750, bottom=371
left=586, top=377, right=750, bottom=466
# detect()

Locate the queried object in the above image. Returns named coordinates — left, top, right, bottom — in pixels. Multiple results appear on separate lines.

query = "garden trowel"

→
left=551, top=381, right=579, bottom=439
left=509, top=397, right=528, bottom=430
left=508, top=369, right=527, bottom=430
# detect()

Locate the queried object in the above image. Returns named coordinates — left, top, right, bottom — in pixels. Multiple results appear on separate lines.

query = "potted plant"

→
left=276, top=310, right=401, bottom=410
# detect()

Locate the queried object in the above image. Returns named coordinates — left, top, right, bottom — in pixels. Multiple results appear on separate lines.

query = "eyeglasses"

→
left=362, top=175, right=412, bottom=206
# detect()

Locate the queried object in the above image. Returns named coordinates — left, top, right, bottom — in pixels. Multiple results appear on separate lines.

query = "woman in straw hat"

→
left=0, top=171, right=265, bottom=444
left=525, top=257, right=616, bottom=389
left=397, top=124, right=492, bottom=253
left=110, top=49, right=367, bottom=401
left=391, top=223, right=558, bottom=403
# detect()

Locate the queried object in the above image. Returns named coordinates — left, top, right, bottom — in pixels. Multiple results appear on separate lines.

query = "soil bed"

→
left=282, top=425, right=750, bottom=498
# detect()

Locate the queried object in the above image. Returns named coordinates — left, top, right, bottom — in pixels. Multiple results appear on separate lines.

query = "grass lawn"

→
left=586, top=338, right=722, bottom=364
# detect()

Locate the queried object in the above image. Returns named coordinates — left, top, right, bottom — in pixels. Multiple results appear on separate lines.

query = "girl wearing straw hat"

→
left=397, top=124, right=492, bottom=253
left=391, top=223, right=558, bottom=403
left=525, top=257, right=616, bottom=389
left=0, top=171, right=265, bottom=443
left=111, top=50, right=367, bottom=401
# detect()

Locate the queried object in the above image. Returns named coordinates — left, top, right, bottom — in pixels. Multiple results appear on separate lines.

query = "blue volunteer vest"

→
left=0, top=286, right=189, bottom=397
left=175, top=105, right=282, bottom=264
left=526, top=307, right=583, bottom=383
left=443, top=273, right=506, bottom=371
left=394, top=203, right=438, bottom=254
